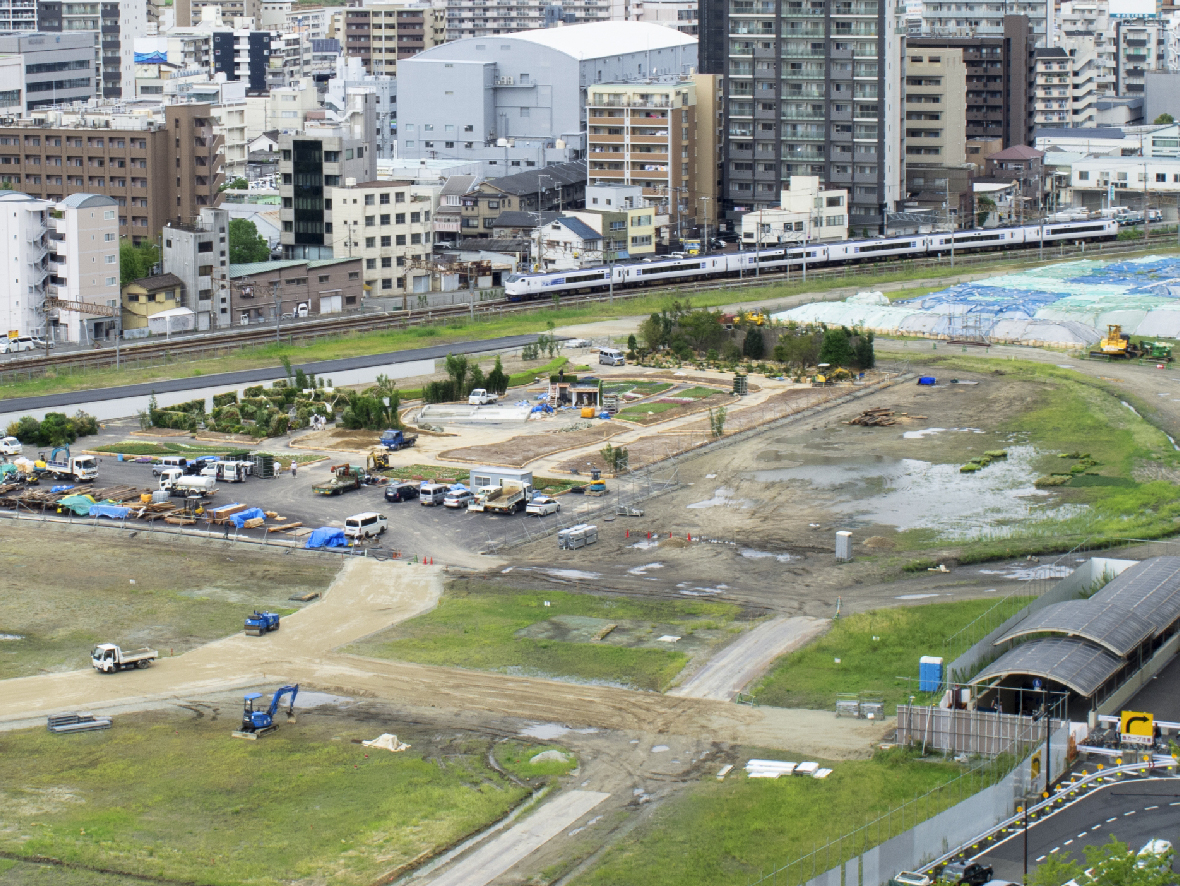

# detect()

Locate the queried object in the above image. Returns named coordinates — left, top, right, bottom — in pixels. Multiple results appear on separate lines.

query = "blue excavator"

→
left=232, top=684, right=298, bottom=739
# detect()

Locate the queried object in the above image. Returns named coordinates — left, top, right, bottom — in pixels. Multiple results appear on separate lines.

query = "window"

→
left=379, top=193, right=390, bottom=204
left=396, top=213, right=406, bottom=224
left=381, top=257, right=392, bottom=267
left=1157, top=173, right=1167, bottom=183
left=520, top=108, right=529, bottom=118
left=105, top=254, right=116, bottom=264
left=318, top=274, right=330, bottom=283
left=1078, top=170, right=1090, bottom=180
left=381, top=278, right=393, bottom=289
left=395, top=192, right=405, bottom=203
left=103, top=209, right=115, bottom=220
left=380, top=214, right=390, bottom=225
left=396, top=234, right=407, bottom=245
left=365, top=215, right=375, bottom=226
left=381, top=235, right=392, bottom=246
left=366, top=258, right=376, bottom=269
left=105, top=232, right=115, bottom=241
left=410, top=233, right=421, bottom=244
left=105, top=276, right=116, bottom=286
left=365, top=194, right=375, bottom=205
left=365, top=237, right=376, bottom=248
left=348, top=271, right=360, bottom=280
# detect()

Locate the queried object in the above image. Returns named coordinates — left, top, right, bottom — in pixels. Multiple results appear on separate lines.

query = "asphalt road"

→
left=69, top=454, right=550, bottom=564
left=1123, top=652, right=1180, bottom=723
left=0, top=333, right=548, bottom=414
left=974, top=777, right=1180, bottom=881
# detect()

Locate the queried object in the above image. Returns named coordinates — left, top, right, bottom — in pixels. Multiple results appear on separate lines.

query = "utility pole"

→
left=608, top=249, right=615, bottom=305
left=945, top=178, right=954, bottom=269
left=536, top=173, right=552, bottom=272
left=271, top=279, right=281, bottom=342
left=756, top=208, right=762, bottom=277
left=1144, top=163, right=1150, bottom=244
left=698, top=195, right=711, bottom=256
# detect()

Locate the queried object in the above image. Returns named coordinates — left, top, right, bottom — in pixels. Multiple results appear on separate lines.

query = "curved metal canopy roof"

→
left=972, top=637, right=1124, bottom=697
left=1091, top=557, right=1180, bottom=637
left=996, top=598, right=1155, bottom=657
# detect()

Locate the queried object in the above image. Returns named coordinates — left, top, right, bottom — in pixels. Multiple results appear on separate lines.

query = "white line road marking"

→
left=1092, top=825, right=1101, bottom=830
left=1064, top=840, right=1074, bottom=846
left=1145, top=805, right=1159, bottom=810
left=1108, top=817, right=1119, bottom=822
left=1078, top=833, right=1087, bottom=839
left=1125, top=810, right=1136, bottom=816
left=1037, top=856, right=1047, bottom=863
left=1051, top=847, right=1060, bottom=854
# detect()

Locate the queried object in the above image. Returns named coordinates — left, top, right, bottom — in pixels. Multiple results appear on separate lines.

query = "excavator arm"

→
left=266, top=684, right=299, bottom=720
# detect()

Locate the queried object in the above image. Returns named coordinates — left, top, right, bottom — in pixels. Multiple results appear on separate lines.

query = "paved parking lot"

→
left=67, top=454, right=547, bottom=566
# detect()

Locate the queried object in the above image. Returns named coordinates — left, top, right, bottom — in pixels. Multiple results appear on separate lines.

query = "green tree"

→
left=639, top=313, right=665, bottom=351
left=854, top=330, right=875, bottom=369
left=708, top=405, right=727, bottom=438
left=228, top=218, right=271, bottom=264
left=818, top=327, right=855, bottom=367
left=1030, top=836, right=1173, bottom=886
left=119, top=238, right=160, bottom=288
left=742, top=327, right=765, bottom=360
left=680, top=310, right=725, bottom=352
left=627, top=334, right=638, bottom=352
left=976, top=195, right=996, bottom=228
left=486, top=355, right=509, bottom=395
left=219, top=176, right=249, bottom=192
left=1154, top=113, right=1175, bottom=125
left=444, top=353, right=469, bottom=395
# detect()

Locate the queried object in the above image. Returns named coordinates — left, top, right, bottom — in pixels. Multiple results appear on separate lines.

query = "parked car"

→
left=3, top=336, right=53, bottom=353
left=152, top=456, right=189, bottom=476
left=525, top=495, right=561, bottom=516
left=940, top=862, right=993, bottom=886
left=443, top=488, right=475, bottom=509
left=0, top=436, right=22, bottom=456
left=384, top=481, right=420, bottom=503
left=1137, top=840, right=1173, bottom=868
left=889, top=873, right=932, bottom=886
left=563, top=338, right=590, bottom=349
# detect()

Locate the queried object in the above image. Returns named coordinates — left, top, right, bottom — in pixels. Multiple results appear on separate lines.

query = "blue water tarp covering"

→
left=90, top=504, right=131, bottom=519
left=918, top=377, right=936, bottom=386
left=230, top=507, right=266, bottom=528
left=531, top=403, right=554, bottom=414
left=51, top=485, right=74, bottom=493
left=449, top=483, right=468, bottom=491
left=305, top=527, right=348, bottom=549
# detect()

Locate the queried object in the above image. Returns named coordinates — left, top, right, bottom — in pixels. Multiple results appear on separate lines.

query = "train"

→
left=502, top=219, right=1119, bottom=300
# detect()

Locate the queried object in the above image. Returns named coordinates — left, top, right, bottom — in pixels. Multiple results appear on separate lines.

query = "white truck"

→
left=158, top=468, right=216, bottom=497
left=468, top=480, right=529, bottom=514
left=0, top=436, right=21, bottom=456
left=91, top=643, right=159, bottom=673
left=468, top=389, right=499, bottom=406
left=43, top=446, right=98, bottom=481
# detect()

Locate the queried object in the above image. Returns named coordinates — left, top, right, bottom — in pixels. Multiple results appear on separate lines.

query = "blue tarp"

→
left=918, top=377, right=936, bottom=386
left=51, top=485, right=74, bottom=492
left=305, top=527, right=348, bottom=549
left=90, top=504, right=131, bottom=519
left=229, top=507, right=267, bottom=528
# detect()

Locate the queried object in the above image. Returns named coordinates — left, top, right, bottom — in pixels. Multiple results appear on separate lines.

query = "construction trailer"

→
left=469, top=466, right=534, bottom=491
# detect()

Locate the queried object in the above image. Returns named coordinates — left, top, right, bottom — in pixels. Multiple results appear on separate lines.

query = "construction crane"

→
left=232, top=684, right=298, bottom=739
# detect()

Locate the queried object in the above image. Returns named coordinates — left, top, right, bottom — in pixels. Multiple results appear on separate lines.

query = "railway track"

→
left=1, top=232, right=1174, bottom=383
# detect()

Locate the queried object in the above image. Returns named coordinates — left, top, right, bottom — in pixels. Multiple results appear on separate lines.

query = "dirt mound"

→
left=863, top=536, right=895, bottom=549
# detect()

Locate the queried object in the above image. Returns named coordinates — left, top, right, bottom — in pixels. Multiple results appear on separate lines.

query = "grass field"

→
left=344, top=580, right=743, bottom=691
left=0, top=523, right=336, bottom=678
left=572, top=747, right=973, bottom=886
left=10, top=244, right=1167, bottom=404
left=86, top=441, right=322, bottom=464
left=749, top=599, right=1030, bottom=712
left=0, top=708, right=549, bottom=886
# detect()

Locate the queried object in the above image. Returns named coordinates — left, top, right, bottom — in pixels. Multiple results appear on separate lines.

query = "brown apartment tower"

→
left=0, top=104, right=224, bottom=244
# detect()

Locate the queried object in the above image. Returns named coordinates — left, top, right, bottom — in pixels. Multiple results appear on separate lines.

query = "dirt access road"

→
left=0, top=557, right=886, bottom=756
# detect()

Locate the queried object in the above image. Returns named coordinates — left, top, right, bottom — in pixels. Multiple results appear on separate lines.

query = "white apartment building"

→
left=1032, top=42, right=1109, bottom=128
left=1070, top=156, right=1180, bottom=214
left=0, top=0, right=36, bottom=31
left=919, top=0, right=1053, bottom=46
left=270, top=31, right=311, bottom=89
left=609, top=0, right=698, bottom=35
left=325, top=179, right=440, bottom=298
left=0, top=191, right=50, bottom=340
left=325, top=57, right=397, bottom=160
left=738, top=176, right=849, bottom=246
left=47, top=193, right=120, bottom=343
left=37, top=0, right=146, bottom=101
left=245, top=77, right=320, bottom=139
left=1114, top=17, right=1172, bottom=96
left=443, top=0, right=611, bottom=41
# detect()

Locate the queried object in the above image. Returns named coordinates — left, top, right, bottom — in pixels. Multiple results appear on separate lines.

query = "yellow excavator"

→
left=366, top=449, right=391, bottom=471
left=1090, top=324, right=1141, bottom=360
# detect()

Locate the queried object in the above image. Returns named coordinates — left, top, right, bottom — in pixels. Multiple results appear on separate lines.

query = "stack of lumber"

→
left=91, top=485, right=142, bottom=503
left=207, top=503, right=247, bottom=524
left=267, top=522, right=303, bottom=533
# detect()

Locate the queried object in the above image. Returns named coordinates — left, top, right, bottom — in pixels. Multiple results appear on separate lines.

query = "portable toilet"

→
left=918, top=656, right=944, bottom=692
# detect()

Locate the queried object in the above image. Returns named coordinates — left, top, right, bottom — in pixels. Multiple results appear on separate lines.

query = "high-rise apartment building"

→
left=0, top=31, right=98, bottom=112
left=0, top=103, right=224, bottom=245
left=908, top=16, right=1031, bottom=150
left=443, top=0, right=610, bottom=41
left=212, top=29, right=280, bottom=93
left=915, top=0, right=1052, bottom=47
left=1032, top=41, right=1107, bottom=128
left=162, top=207, right=229, bottom=330
left=343, top=2, right=445, bottom=76
left=904, top=49, right=966, bottom=166
left=1114, top=17, right=1169, bottom=96
left=715, top=0, right=904, bottom=234
left=278, top=129, right=375, bottom=259
left=0, top=191, right=51, bottom=340
left=175, top=0, right=262, bottom=28
left=0, top=0, right=37, bottom=30
left=35, top=0, right=144, bottom=99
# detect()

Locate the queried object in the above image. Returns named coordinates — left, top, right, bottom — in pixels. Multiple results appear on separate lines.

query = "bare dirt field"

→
left=440, top=422, right=630, bottom=467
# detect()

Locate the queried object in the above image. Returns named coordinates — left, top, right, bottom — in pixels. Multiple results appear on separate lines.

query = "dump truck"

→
left=314, top=463, right=364, bottom=495
left=42, top=446, right=97, bottom=482
left=1090, top=324, right=1142, bottom=359
left=379, top=429, right=418, bottom=451
left=484, top=480, right=529, bottom=514
left=244, top=610, right=281, bottom=636
left=91, top=643, right=158, bottom=673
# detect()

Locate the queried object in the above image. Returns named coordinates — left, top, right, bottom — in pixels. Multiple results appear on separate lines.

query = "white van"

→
left=152, top=456, right=188, bottom=476
left=599, top=347, right=625, bottom=366
left=419, top=483, right=448, bottom=506
left=344, top=512, right=388, bottom=539
left=0, top=436, right=22, bottom=456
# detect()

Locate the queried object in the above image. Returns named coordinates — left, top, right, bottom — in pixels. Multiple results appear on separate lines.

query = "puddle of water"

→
left=651, top=745, right=670, bottom=753
left=0, top=634, right=23, bottom=641
left=545, top=569, right=602, bottom=581
left=628, top=562, right=664, bottom=575
left=895, top=593, right=941, bottom=600
left=1121, top=400, right=1141, bottom=418
left=574, top=727, right=599, bottom=734
left=903, top=428, right=946, bottom=439
left=980, top=564, right=1074, bottom=581
left=687, top=487, right=752, bottom=510
left=748, top=446, right=1085, bottom=540
left=1056, top=364, right=1075, bottom=369
left=297, top=691, right=353, bottom=707
left=740, top=549, right=793, bottom=563
left=630, top=540, right=660, bottom=550
left=521, top=723, right=570, bottom=740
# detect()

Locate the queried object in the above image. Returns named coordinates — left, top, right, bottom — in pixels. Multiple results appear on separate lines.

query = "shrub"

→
left=212, top=392, right=238, bottom=409
left=295, top=407, right=311, bottom=428
left=722, top=341, right=742, bottom=363
left=243, top=385, right=265, bottom=398
left=268, top=414, right=290, bottom=437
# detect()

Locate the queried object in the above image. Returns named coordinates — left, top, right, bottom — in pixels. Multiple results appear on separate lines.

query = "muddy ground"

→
left=507, top=367, right=1061, bottom=617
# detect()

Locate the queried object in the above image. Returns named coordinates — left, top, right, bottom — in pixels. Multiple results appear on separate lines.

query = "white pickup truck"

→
left=468, top=389, right=499, bottom=406
left=91, top=643, right=158, bottom=673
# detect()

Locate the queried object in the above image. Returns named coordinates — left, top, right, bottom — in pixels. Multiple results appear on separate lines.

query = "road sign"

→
left=1120, top=710, right=1154, bottom=746
left=683, top=239, right=701, bottom=256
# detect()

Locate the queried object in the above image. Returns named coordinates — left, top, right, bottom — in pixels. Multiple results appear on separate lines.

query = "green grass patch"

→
left=87, top=441, right=320, bottom=464
left=677, top=386, right=722, bottom=400
left=616, top=401, right=681, bottom=417
left=344, top=580, right=741, bottom=691
left=573, top=747, right=975, bottom=886
left=0, top=710, right=530, bottom=886
left=495, top=741, right=578, bottom=779
left=749, top=599, right=1032, bottom=712
left=0, top=523, right=336, bottom=678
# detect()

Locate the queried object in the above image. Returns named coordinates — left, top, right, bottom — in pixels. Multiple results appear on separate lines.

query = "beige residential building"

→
left=324, top=180, right=440, bottom=302
left=343, top=2, right=446, bottom=76
left=905, top=49, right=967, bottom=166
left=739, top=177, right=848, bottom=246
left=1032, top=43, right=1109, bottom=128
left=588, top=76, right=713, bottom=237
left=245, top=79, right=320, bottom=139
